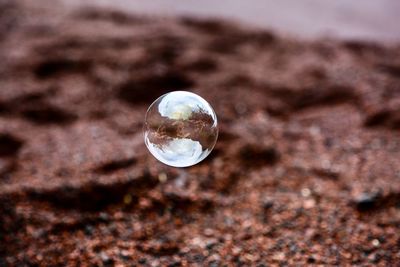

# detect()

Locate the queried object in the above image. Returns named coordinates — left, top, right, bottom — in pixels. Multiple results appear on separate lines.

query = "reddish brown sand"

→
left=1, top=1, right=400, bottom=266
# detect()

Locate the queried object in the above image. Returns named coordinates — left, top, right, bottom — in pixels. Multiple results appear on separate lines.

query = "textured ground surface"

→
left=0, top=1, right=400, bottom=266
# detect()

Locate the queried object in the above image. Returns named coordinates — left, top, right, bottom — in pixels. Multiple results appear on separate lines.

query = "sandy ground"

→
left=0, top=0, right=399, bottom=266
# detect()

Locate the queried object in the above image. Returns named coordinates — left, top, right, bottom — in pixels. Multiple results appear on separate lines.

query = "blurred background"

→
left=64, top=0, right=400, bottom=42
left=1, top=0, right=400, bottom=265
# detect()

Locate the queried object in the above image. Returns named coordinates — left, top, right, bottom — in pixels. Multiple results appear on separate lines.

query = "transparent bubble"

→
left=144, top=91, right=218, bottom=167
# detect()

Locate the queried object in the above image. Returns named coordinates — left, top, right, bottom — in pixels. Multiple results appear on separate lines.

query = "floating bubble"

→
left=144, top=91, right=218, bottom=167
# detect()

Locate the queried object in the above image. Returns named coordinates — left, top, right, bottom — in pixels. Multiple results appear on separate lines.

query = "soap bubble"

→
left=144, top=91, right=218, bottom=167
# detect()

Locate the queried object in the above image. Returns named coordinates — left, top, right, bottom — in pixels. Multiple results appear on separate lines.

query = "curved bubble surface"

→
left=144, top=91, right=218, bottom=167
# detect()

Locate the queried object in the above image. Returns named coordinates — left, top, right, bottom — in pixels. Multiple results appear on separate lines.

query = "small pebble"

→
left=301, top=188, right=311, bottom=197
left=119, top=250, right=131, bottom=260
left=204, top=228, right=214, bottom=236
left=372, top=239, right=380, bottom=247
left=354, top=192, right=379, bottom=211
left=261, top=198, right=274, bottom=210
left=158, top=172, right=168, bottom=183
left=100, top=252, right=114, bottom=265
left=123, top=194, right=132, bottom=205
left=303, top=199, right=316, bottom=209
left=272, top=252, right=285, bottom=261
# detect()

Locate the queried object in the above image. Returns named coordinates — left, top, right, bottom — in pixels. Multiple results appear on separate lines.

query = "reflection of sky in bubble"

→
left=158, top=92, right=215, bottom=121
left=145, top=136, right=210, bottom=167
left=145, top=91, right=218, bottom=167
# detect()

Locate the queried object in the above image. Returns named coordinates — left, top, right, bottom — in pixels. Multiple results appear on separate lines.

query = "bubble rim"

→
left=143, top=90, right=219, bottom=168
